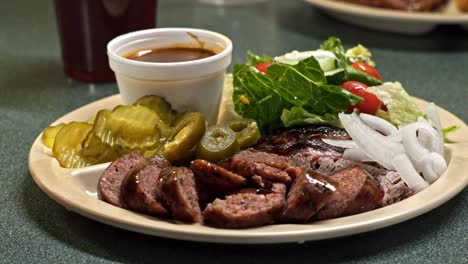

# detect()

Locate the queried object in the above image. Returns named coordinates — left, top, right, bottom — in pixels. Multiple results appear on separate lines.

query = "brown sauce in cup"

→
left=124, top=47, right=217, bottom=63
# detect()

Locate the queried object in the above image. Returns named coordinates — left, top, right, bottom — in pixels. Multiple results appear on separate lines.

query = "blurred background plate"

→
left=304, top=0, right=468, bottom=34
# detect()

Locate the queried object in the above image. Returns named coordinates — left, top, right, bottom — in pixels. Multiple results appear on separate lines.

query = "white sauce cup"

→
left=107, top=28, right=233, bottom=124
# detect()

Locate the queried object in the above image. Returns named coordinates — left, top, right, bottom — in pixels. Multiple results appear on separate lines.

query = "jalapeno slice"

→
left=42, top=123, right=65, bottom=148
left=196, top=126, right=240, bottom=162
left=224, top=119, right=261, bottom=149
left=161, top=112, right=206, bottom=163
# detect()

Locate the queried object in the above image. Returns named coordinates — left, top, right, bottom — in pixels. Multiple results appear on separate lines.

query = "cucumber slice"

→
left=317, top=57, right=337, bottom=72
left=325, top=68, right=346, bottom=85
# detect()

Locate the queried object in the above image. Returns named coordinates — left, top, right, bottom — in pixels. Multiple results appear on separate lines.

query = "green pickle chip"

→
left=80, top=132, right=119, bottom=164
left=42, top=123, right=65, bottom=148
left=52, top=122, right=94, bottom=168
left=134, top=95, right=176, bottom=125
left=93, top=105, right=162, bottom=150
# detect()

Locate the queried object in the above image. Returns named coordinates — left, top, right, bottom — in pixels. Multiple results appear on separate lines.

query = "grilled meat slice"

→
left=159, top=167, right=202, bottom=223
left=315, top=166, right=383, bottom=220
left=255, top=125, right=349, bottom=156
left=303, top=156, right=413, bottom=206
left=98, top=152, right=147, bottom=207
left=203, top=183, right=286, bottom=228
left=190, top=159, right=247, bottom=192
left=281, top=171, right=336, bottom=223
left=121, top=164, right=168, bottom=217
left=222, top=149, right=300, bottom=186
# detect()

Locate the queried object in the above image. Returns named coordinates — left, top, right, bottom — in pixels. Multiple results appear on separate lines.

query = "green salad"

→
left=232, top=37, right=426, bottom=131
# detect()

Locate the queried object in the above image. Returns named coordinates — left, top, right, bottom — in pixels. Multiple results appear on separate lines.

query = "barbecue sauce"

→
left=123, top=47, right=217, bottom=63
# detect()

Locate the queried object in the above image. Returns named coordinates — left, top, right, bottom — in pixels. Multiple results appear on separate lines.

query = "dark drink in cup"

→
left=54, top=0, right=157, bottom=82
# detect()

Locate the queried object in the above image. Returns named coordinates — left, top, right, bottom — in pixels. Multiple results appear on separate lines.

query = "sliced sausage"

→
left=281, top=171, right=336, bottom=223
left=121, top=164, right=168, bottom=217
left=148, top=154, right=171, bottom=168
left=223, top=150, right=296, bottom=185
left=203, top=183, right=286, bottom=229
left=315, top=166, right=383, bottom=220
left=190, top=159, right=247, bottom=192
left=97, top=152, right=147, bottom=207
left=159, top=167, right=202, bottom=223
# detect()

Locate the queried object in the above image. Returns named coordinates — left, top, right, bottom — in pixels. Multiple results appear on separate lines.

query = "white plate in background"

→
left=305, top=0, right=468, bottom=34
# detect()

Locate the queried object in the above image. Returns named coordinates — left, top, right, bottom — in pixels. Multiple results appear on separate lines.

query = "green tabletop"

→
left=1, top=0, right=467, bottom=263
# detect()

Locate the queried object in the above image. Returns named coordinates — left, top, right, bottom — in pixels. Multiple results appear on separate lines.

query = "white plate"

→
left=28, top=94, right=468, bottom=244
left=305, top=0, right=468, bottom=34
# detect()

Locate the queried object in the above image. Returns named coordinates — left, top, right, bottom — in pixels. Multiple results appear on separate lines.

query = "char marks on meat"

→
left=98, top=152, right=147, bottom=207
left=281, top=171, right=336, bottom=223
left=203, top=183, right=286, bottom=229
left=302, top=156, right=413, bottom=206
left=255, top=125, right=349, bottom=156
left=159, top=167, right=203, bottom=223
left=315, top=167, right=383, bottom=220
left=190, top=159, right=247, bottom=192
left=222, top=149, right=300, bottom=186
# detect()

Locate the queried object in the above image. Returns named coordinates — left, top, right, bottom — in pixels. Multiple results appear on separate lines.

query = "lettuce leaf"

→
left=233, top=54, right=361, bottom=131
left=281, top=107, right=340, bottom=127
left=320, top=37, right=382, bottom=86
left=368, top=82, right=424, bottom=126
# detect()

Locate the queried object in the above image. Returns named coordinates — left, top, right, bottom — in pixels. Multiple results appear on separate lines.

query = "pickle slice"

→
left=134, top=95, right=176, bottom=125
left=81, top=132, right=119, bottom=164
left=42, top=123, right=65, bottom=148
left=196, top=126, right=240, bottom=162
left=93, top=105, right=161, bottom=150
left=224, top=119, right=261, bottom=149
left=52, top=122, right=94, bottom=168
left=161, top=112, right=206, bottom=163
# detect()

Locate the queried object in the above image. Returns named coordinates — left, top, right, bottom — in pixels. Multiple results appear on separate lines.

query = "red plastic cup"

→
left=53, top=0, right=157, bottom=83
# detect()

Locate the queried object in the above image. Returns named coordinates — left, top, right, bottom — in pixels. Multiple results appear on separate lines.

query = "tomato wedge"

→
left=255, top=62, right=272, bottom=74
left=342, top=81, right=382, bottom=115
left=351, top=62, right=382, bottom=80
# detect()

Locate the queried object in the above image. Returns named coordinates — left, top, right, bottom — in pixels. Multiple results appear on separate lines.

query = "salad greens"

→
left=232, top=36, right=446, bottom=133
left=320, top=37, right=382, bottom=86
left=233, top=51, right=361, bottom=131
left=367, top=82, right=424, bottom=126
left=345, top=44, right=375, bottom=66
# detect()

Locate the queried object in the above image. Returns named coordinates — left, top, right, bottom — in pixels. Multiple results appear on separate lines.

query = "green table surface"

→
left=1, top=0, right=467, bottom=263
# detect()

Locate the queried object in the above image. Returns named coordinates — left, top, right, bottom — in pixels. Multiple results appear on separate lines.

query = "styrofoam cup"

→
left=107, top=28, right=233, bottom=124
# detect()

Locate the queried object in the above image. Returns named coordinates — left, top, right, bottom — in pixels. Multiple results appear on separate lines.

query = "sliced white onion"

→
left=343, top=148, right=372, bottom=162
left=418, top=128, right=434, bottom=151
left=359, top=113, right=398, bottom=136
left=392, top=154, right=429, bottom=193
left=339, top=112, right=404, bottom=170
left=387, top=131, right=402, bottom=143
left=322, top=138, right=358, bottom=149
left=425, top=103, right=444, bottom=145
left=401, top=122, right=444, bottom=172
left=420, top=152, right=447, bottom=183
left=417, top=116, right=430, bottom=124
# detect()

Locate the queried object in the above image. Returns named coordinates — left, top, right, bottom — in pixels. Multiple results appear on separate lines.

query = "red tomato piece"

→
left=255, top=62, right=272, bottom=74
left=342, top=81, right=382, bottom=115
left=351, top=62, right=382, bottom=80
